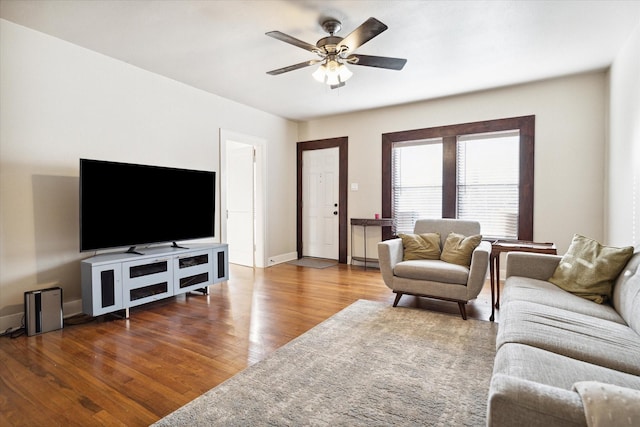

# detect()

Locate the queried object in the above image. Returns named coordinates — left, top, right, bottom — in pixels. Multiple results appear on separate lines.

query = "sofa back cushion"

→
left=413, top=219, right=480, bottom=248
left=612, top=252, right=640, bottom=334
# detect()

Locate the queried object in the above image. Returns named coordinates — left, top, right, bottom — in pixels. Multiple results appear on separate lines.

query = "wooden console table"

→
left=350, top=218, right=394, bottom=270
left=489, top=240, right=557, bottom=321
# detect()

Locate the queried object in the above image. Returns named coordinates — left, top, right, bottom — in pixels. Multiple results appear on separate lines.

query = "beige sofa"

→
left=487, top=251, right=640, bottom=426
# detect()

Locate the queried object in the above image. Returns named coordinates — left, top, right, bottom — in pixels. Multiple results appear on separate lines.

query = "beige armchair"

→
left=377, top=218, right=490, bottom=320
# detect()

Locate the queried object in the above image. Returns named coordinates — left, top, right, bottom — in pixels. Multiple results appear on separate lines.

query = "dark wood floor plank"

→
left=0, top=263, right=497, bottom=426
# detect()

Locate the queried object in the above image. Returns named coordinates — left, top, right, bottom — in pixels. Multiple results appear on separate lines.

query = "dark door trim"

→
left=297, top=137, right=348, bottom=263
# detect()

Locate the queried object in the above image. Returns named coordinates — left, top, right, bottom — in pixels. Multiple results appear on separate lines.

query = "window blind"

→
left=457, top=131, right=520, bottom=239
left=392, top=139, right=443, bottom=235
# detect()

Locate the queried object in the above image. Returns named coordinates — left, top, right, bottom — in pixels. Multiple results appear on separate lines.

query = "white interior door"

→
left=226, top=141, right=254, bottom=266
left=302, top=147, right=339, bottom=259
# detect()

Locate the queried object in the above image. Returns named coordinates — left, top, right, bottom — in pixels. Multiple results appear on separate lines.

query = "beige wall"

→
left=607, top=21, right=640, bottom=248
left=0, top=20, right=298, bottom=329
left=299, top=72, right=608, bottom=259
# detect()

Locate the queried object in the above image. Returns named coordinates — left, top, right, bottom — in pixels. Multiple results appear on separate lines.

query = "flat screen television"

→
left=80, top=158, right=215, bottom=252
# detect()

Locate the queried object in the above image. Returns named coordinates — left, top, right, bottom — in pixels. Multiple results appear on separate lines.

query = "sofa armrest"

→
left=505, top=252, right=562, bottom=281
left=466, top=240, right=491, bottom=298
left=488, top=374, right=586, bottom=427
left=377, top=239, right=403, bottom=287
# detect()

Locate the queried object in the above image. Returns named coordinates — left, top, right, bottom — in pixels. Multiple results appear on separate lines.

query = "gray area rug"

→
left=153, top=299, right=498, bottom=426
left=286, top=257, right=338, bottom=269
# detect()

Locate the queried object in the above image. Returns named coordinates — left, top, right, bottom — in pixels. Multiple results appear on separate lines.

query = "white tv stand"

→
left=81, top=243, right=228, bottom=318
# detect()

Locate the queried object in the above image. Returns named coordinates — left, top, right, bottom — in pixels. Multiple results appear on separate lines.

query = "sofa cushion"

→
left=548, top=234, right=634, bottom=304
left=493, top=343, right=640, bottom=392
left=496, top=301, right=640, bottom=376
left=393, top=259, right=469, bottom=285
left=398, top=232, right=441, bottom=260
left=440, top=232, right=482, bottom=267
left=502, top=276, right=625, bottom=324
left=612, top=252, right=640, bottom=335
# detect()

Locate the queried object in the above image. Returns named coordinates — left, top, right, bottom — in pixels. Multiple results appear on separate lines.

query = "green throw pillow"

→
left=399, top=233, right=441, bottom=261
left=548, top=234, right=634, bottom=304
left=440, top=232, right=482, bottom=267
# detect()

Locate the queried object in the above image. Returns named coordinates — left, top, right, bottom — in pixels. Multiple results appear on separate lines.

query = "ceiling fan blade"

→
left=266, top=60, right=320, bottom=75
left=266, top=31, right=318, bottom=53
left=339, top=17, right=388, bottom=53
left=348, top=54, right=407, bottom=70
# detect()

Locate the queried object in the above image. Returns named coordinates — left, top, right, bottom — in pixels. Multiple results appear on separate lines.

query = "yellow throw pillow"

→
left=440, top=232, right=482, bottom=267
left=399, top=233, right=441, bottom=261
left=548, top=234, right=634, bottom=304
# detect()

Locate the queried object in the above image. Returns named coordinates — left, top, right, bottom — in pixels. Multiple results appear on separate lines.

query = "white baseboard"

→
left=0, top=312, right=24, bottom=334
left=267, top=251, right=298, bottom=266
left=64, top=299, right=83, bottom=318
left=0, top=298, right=84, bottom=333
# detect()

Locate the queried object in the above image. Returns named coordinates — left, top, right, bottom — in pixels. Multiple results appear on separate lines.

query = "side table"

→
left=350, top=218, right=394, bottom=270
left=490, top=240, right=557, bottom=321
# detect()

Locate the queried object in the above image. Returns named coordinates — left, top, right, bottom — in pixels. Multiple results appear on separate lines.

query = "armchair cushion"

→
left=394, top=259, right=470, bottom=284
left=440, top=232, right=482, bottom=267
left=398, top=232, right=441, bottom=260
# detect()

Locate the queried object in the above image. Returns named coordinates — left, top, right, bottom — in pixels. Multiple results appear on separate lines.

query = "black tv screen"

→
left=80, top=159, right=215, bottom=252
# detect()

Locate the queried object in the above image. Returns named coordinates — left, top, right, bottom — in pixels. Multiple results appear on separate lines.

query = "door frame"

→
left=220, top=129, right=267, bottom=268
left=297, top=137, right=348, bottom=263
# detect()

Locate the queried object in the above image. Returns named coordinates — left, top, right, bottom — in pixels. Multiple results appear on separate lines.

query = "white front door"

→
left=302, top=147, right=339, bottom=259
left=226, top=141, right=254, bottom=267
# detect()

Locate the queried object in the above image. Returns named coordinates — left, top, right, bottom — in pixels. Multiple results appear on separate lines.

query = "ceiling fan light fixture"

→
left=312, top=63, right=327, bottom=83
left=337, top=62, right=353, bottom=81
left=312, top=59, right=353, bottom=86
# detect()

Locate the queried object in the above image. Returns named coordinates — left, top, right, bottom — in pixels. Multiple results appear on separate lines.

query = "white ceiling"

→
left=2, top=0, right=639, bottom=121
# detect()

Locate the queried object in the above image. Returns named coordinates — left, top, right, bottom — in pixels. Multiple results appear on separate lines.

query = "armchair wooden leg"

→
left=393, top=292, right=403, bottom=307
left=457, top=302, right=467, bottom=320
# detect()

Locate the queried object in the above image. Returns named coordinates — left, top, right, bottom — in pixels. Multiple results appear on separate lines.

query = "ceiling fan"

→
left=266, top=17, right=407, bottom=89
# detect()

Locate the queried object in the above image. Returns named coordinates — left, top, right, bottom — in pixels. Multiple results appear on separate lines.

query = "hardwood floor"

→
left=0, top=263, right=497, bottom=426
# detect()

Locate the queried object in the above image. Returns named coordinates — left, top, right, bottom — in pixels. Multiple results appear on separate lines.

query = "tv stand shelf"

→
left=81, top=243, right=228, bottom=318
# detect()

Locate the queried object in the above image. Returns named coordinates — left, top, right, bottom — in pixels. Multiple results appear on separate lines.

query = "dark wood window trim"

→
left=382, top=115, right=535, bottom=241
left=297, top=137, right=348, bottom=263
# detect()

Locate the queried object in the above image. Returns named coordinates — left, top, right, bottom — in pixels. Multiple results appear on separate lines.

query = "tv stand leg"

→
left=191, top=286, right=210, bottom=296
left=107, top=308, right=130, bottom=320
